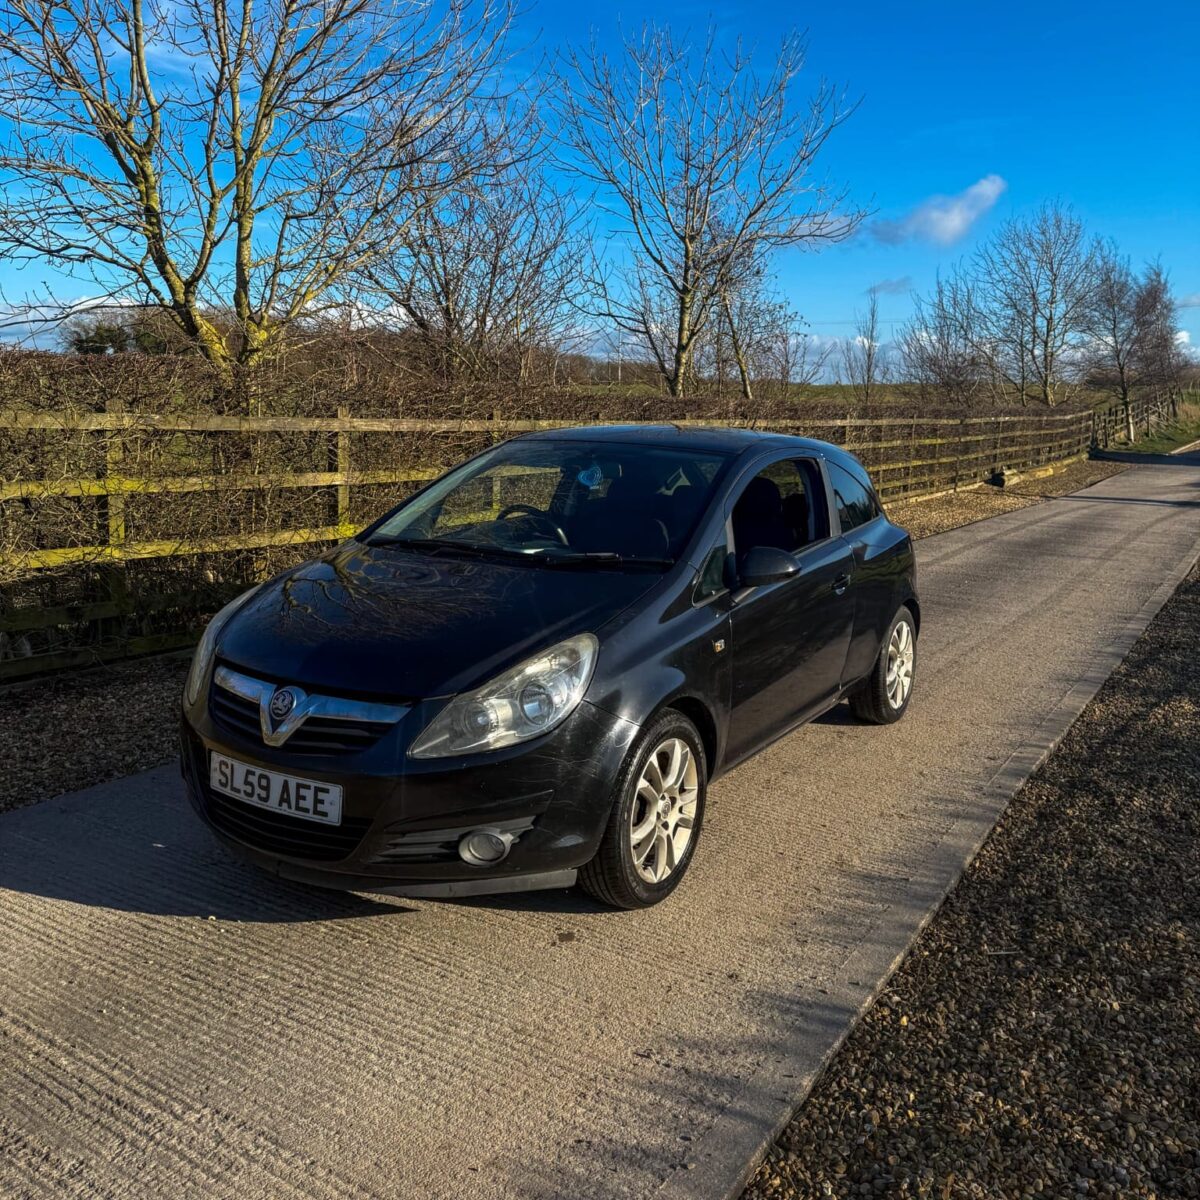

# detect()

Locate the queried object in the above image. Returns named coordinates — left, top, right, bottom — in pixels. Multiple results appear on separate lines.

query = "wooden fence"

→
left=0, top=396, right=1170, bottom=681
left=1090, top=390, right=1179, bottom=448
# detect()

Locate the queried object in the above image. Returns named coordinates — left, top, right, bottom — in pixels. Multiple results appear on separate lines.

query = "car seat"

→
left=781, top=491, right=810, bottom=548
left=732, top=476, right=794, bottom=553
left=569, top=465, right=671, bottom=558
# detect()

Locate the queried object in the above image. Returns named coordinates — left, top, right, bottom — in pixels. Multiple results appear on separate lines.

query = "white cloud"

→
left=0, top=296, right=133, bottom=347
left=870, top=175, right=1007, bottom=247
left=1176, top=329, right=1192, bottom=346
left=1179, top=293, right=1200, bottom=309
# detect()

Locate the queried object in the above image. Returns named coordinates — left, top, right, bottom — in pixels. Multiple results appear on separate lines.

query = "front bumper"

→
left=180, top=691, right=638, bottom=897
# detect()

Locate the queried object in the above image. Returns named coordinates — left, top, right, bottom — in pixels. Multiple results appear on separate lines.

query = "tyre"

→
left=849, top=605, right=917, bottom=725
left=578, top=709, right=707, bottom=909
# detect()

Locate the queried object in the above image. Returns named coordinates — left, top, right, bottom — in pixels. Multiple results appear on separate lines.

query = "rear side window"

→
left=827, top=462, right=880, bottom=533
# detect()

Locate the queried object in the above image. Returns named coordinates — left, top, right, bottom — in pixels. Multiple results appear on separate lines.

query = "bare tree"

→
left=1085, top=241, right=1145, bottom=438
left=768, top=322, right=829, bottom=402
left=899, top=274, right=992, bottom=405
left=557, top=24, right=863, bottom=397
left=1085, top=252, right=1190, bottom=436
left=690, top=243, right=765, bottom=400
left=1133, top=263, right=1186, bottom=411
left=973, top=204, right=1099, bottom=406
left=1087, top=242, right=1139, bottom=401
left=361, top=116, right=587, bottom=387
left=0, top=0, right=511, bottom=377
left=903, top=204, right=1099, bottom=406
left=690, top=255, right=825, bottom=403
left=840, top=291, right=887, bottom=404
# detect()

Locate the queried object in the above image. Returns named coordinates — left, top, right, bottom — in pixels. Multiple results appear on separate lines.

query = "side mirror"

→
left=738, top=545, right=800, bottom=588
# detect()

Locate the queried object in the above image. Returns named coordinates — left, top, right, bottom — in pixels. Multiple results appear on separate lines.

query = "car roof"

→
left=523, top=423, right=841, bottom=458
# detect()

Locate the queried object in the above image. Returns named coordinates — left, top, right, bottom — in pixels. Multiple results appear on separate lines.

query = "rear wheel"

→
left=849, top=605, right=917, bottom=725
left=578, top=710, right=707, bottom=909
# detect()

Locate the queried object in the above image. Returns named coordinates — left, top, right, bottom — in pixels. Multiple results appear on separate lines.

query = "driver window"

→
left=731, top=459, right=828, bottom=555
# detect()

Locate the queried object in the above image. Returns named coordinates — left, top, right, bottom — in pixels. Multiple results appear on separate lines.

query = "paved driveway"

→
left=3, top=454, right=1200, bottom=1200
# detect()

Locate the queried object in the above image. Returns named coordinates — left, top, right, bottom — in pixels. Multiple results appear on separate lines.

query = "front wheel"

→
left=578, top=710, right=707, bottom=909
left=849, top=605, right=917, bottom=725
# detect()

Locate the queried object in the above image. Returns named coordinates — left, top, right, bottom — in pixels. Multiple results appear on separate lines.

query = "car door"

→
left=825, top=458, right=895, bottom=685
left=725, top=456, right=855, bottom=765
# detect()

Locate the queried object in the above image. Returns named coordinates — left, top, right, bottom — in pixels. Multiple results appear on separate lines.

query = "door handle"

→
left=832, top=573, right=850, bottom=595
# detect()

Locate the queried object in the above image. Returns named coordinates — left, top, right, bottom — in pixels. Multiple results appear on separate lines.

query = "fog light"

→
left=458, top=829, right=512, bottom=867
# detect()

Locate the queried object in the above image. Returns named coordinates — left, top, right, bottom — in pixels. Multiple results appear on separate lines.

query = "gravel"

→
left=742, top=562, right=1200, bottom=1200
left=889, top=458, right=1129, bottom=539
left=0, top=654, right=188, bottom=814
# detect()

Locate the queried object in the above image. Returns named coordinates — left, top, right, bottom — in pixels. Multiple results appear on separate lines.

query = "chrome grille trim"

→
left=213, top=666, right=407, bottom=749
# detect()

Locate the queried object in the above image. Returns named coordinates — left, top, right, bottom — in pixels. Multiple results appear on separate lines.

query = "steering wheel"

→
left=496, top=503, right=569, bottom=546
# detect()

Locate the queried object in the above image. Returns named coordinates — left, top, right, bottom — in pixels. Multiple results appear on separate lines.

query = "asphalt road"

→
left=3, top=454, right=1200, bottom=1200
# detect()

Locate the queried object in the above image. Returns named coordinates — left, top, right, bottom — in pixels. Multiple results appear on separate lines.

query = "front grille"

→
left=202, top=781, right=372, bottom=862
left=209, top=673, right=399, bottom=755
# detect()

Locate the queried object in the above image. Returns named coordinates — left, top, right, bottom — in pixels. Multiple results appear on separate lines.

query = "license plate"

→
left=209, top=752, right=343, bottom=826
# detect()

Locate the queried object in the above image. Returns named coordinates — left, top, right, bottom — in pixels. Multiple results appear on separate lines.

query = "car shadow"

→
left=1053, top=493, right=1200, bottom=508
left=811, top=700, right=859, bottom=727
left=0, top=766, right=616, bottom=922
left=1091, top=448, right=1200, bottom=466
left=0, top=768, right=408, bottom=923
left=446, top=888, right=607, bottom=916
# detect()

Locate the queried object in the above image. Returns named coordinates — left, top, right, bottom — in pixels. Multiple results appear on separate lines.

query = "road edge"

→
left=656, top=529, right=1200, bottom=1200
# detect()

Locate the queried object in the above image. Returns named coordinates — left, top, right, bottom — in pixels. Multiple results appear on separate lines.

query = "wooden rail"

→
left=0, top=397, right=1167, bottom=681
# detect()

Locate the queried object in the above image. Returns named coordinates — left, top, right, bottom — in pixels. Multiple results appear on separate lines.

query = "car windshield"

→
left=365, top=439, right=732, bottom=566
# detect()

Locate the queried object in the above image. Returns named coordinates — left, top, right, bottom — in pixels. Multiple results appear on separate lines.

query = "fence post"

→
left=492, top=407, right=504, bottom=513
left=907, top=413, right=917, bottom=496
left=336, top=404, right=351, bottom=535
left=101, top=397, right=131, bottom=646
left=103, top=399, right=127, bottom=550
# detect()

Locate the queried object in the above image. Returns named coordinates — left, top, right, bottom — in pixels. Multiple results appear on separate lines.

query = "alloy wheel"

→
left=886, top=619, right=915, bottom=709
left=629, top=737, right=699, bottom=884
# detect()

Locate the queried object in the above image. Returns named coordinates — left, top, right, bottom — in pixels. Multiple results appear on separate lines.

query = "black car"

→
left=180, top=425, right=919, bottom=909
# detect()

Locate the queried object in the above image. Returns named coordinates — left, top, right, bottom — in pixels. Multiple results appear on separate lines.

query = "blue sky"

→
left=529, top=0, right=1200, bottom=348
left=4, top=0, right=1198, bottom=349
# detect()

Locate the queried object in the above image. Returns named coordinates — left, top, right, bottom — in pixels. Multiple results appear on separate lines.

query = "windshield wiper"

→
left=539, top=551, right=675, bottom=569
left=364, top=535, right=526, bottom=561
left=366, top=536, right=672, bottom=570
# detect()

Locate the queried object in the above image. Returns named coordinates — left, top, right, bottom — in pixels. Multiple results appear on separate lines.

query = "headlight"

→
left=409, top=633, right=598, bottom=759
left=184, top=586, right=261, bottom=707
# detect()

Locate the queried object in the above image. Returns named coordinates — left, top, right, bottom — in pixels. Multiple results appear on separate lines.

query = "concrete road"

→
left=3, top=455, right=1200, bottom=1200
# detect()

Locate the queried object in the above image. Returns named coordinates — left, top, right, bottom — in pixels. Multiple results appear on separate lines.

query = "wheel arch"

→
left=904, top=594, right=921, bottom=636
left=659, top=693, right=721, bottom=781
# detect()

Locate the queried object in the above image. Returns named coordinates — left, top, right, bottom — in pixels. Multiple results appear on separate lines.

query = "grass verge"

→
left=1111, top=401, right=1200, bottom=456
